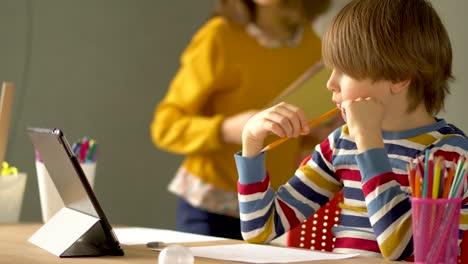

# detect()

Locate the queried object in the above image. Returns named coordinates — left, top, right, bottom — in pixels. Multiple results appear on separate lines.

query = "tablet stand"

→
left=28, top=207, right=123, bottom=257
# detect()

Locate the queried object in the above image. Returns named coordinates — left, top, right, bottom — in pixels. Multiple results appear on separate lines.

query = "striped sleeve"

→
left=235, top=134, right=342, bottom=244
left=358, top=135, right=468, bottom=261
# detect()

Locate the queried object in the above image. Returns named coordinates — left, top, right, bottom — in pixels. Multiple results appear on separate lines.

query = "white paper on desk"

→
left=114, top=227, right=225, bottom=245
left=189, top=243, right=359, bottom=263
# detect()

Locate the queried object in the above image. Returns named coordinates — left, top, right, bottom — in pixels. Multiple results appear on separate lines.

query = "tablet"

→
left=268, top=61, right=336, bottom=121
left=27, top=127, right=124, bottom=257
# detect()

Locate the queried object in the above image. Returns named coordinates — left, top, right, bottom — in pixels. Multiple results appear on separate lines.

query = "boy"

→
left=235, top=0, right=468, bottom=261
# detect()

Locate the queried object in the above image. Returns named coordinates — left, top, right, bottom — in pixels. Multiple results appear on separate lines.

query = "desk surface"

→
left=1, top=223, right=400, bottom=264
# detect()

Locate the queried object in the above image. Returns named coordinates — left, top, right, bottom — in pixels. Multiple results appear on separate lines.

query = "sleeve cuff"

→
left=355, top=148, right=393, bottom=183
left=234, top=151, right=266, bottom=184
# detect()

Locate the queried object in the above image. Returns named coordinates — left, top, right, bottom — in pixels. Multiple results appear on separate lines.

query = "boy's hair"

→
left=213, top=0, right=330, bottom=26
left=322, top=0, right=453, bottom=115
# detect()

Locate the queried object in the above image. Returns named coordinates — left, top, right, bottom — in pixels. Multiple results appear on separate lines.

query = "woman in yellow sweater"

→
left=151, top=0, right=329, bottom=239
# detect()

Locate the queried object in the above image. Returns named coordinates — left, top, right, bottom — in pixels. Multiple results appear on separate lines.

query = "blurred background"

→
left=1, top=0, right=466, bottom=230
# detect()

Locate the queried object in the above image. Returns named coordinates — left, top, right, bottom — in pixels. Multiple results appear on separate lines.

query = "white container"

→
left=0, top=173, right=27, bottom=223
left=36, top=161, right=96, bottom=222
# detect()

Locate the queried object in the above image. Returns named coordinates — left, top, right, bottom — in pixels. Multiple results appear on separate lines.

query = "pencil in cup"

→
left=409, top=155, right=467, bottom=199
left=411, top=197, right=461, bottom=263
left=261, top=107, right=340, bottom=152
left=408, top=154, right=466, bottom=263
left=427, top=198, right=462, bottom=262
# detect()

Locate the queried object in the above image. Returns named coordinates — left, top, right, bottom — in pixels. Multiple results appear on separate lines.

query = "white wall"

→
left=312, top=0, right=351, bottom=38
left=430, top=1, right=468, bottom=132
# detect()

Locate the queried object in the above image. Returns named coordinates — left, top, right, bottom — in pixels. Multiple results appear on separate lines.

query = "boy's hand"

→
left=242, top=102, right=310, bottom=157
left=341, top=97, right=384, bottom=152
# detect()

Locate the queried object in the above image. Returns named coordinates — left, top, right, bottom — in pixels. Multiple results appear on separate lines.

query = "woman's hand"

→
left=242, top=102, right=310, bottom=157
left=221, top=110, right=260, bottom=145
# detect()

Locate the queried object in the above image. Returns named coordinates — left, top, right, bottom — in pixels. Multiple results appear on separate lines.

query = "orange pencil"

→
left=414, top=167, right=422, bottom=198
left=412, top=158, right=424, bottom=198
left=262, top=108, right=340, bottom=152
left=407, top=163, right=416, bottom=196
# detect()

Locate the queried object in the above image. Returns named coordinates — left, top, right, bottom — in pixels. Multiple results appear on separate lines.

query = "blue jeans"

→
left=175, top=197, right=242, bottom=240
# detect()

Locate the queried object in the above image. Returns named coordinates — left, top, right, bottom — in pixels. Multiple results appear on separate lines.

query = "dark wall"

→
left=0, top=0, right=215, bottom=229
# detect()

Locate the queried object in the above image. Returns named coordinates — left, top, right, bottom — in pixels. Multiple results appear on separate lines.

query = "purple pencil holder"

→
left=412, top=197, right=461, bottom=264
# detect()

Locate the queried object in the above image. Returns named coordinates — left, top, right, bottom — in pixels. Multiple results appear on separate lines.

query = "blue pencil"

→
left=422, top=150, right=430, bottom=198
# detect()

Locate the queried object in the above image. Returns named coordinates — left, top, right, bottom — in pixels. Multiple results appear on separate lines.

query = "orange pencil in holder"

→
left=262, top=108, right=339, bottom=152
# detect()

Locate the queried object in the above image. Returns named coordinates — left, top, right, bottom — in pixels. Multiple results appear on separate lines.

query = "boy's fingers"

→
left=264, top=119, right=287, bottom=138
left=277, top=103, right=308, bottom=136
left=267, top=112, right=293, bottom=137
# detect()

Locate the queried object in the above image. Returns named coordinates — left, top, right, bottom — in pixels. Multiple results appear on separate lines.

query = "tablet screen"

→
left=27, top=127, right=123, bottom=256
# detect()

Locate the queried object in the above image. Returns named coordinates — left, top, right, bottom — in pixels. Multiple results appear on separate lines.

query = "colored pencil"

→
left=442, top=159, right=456, bottom=198
left=262, top=108, right=339, bottom=152
left=432, top=156, right=443, bottom=199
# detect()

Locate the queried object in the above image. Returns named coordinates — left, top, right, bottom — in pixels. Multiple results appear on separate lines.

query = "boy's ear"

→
left=390, top=79, right=411, bottom=94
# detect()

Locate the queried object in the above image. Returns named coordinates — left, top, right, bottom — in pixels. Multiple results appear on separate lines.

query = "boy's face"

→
left=327, top=69, right=393, bottom=113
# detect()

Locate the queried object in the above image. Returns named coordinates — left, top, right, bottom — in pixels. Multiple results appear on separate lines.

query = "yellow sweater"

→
left=151, top=17, right=322, bottom=192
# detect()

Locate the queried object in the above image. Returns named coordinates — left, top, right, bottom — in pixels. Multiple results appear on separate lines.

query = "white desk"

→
left=1, top=223, right=401, bottom=264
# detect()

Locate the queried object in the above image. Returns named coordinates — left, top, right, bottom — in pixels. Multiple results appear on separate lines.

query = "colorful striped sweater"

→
left=235, top=119, right=468, bottom=261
